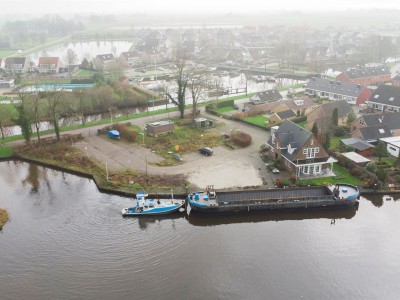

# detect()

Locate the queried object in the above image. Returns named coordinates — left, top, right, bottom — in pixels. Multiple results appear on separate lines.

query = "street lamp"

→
left=109, top=108, right=113, bottom=124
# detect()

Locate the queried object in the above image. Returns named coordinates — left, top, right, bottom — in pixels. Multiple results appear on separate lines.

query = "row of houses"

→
left=0, top=50, right=144, bottom=75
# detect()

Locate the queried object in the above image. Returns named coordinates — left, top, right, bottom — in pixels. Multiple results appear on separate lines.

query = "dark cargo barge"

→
left=187, top=184, right=359, bottom=214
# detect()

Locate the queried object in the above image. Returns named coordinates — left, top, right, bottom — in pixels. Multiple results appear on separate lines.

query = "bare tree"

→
left=19, top=91, right=43, bottom=144
left=45, top=91, right=67, bottom=141
left=0, top=105, right=12, bottom=140
left=188, top=70, right=208, bottom=122
left=65, top=49, right=78, bottom=78
left=166, top=47, right=190, bottom=119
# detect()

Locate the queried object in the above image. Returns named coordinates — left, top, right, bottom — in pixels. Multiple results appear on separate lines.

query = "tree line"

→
left=0, top=81, right=149, bottom=142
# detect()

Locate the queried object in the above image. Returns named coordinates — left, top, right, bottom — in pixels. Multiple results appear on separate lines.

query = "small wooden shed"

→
left=145, top=120, right=175, bottom=137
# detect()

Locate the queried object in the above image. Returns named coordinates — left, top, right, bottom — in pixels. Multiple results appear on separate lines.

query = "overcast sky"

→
left=3, top=0, right=400, bottom=15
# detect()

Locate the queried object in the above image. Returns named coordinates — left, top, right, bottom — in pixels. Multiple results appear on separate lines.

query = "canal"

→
left=0, top=161, right=399, bottom=299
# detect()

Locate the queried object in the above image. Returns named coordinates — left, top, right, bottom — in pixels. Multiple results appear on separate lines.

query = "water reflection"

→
left=362, top=194, right=400, bottom=207
left=2, top=161, right=400, bottom=300
left=134, top=212, right=185, bottom=230
left=186, top=206, right=358, bottom=227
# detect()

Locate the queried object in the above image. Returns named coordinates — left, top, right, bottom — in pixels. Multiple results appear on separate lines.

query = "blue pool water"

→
left=23, top=83, right=95, bottom=92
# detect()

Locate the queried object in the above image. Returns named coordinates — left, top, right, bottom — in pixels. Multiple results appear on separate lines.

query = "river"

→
left=0, top=161, right=399, bottom=299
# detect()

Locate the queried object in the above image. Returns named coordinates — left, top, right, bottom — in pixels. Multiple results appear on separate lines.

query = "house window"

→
left=315, top=165, right=321, bottom=173
left=303, top=147, right=319, bottom=158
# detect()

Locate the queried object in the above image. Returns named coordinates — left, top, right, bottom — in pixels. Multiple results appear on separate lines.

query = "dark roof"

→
left=341, top=66, right=390, bottom=79
left=320, top=100, right=353, bottom=119
left=251, top=89, right=282, bottom=102
left=282, top=97, right=316, bottom=110
left=360, top=112, right=400, bottom=131
left=267, top=120, right=312, bottom=160
left=95, top=54, right=115, bottom=62
left=367, top=85, right=400, bottom=107
left=120, top=51, right=139, bottom=59
left=276, top=109, right=296, bottom=120
left=306, top=77, right=366, bottom=98
left=341, top=138, right=374, bottom=151
left=5, top=57, right=26, bottom=65
left=358, top=125, right=392, bottom=142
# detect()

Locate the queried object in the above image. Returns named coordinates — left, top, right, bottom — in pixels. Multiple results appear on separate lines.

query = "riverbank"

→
left=11, top=140, right=189, bottom=197
left=0, top=208, right=9, bottom=230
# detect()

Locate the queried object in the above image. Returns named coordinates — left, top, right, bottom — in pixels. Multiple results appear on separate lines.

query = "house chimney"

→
left=357, top=84, right=360, bottom=89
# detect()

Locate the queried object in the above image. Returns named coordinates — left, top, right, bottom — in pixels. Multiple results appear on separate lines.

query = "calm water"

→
left=1, top=161, right=400, bottom=299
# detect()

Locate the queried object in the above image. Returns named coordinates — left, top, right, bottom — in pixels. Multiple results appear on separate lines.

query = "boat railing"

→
left=218, top=195, right=337, bottom=206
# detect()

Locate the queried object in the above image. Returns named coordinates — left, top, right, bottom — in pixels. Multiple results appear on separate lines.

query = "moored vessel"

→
left=187, top=184, right=359, bottom=214
left=122, top=192, right=185, bottom=216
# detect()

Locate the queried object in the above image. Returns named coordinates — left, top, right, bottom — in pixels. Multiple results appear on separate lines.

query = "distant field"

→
left=0, top=49, right=16, bottom=57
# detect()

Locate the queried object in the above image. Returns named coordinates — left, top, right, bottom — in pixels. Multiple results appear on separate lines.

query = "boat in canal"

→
left=122, top=192, right=185, bottom=216
left=187, top=184, right=359, bottom=214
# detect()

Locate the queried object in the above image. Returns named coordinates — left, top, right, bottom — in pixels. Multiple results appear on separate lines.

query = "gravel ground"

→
left=74, top=109, right=280, bottom=189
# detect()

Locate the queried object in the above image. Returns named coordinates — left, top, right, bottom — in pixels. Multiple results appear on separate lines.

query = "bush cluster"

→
left=230, top=129, right=252, bottom=147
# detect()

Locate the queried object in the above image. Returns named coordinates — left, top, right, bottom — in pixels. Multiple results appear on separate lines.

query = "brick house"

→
left=249, top=89, right=283, bottom=104
left=351, top=125, right=392, bottom=144
left=366, top=85, right=400, bottom=112
left=271, top=97, right=318, bottom=116
left=392, top=74, right=400, bottom=88
left=119, top=51, right=141, bottom=67
left=266, top=120, right=337, bottom=178
left=269, top=110, right=297, bottom=124
left=305, top=77, right=372, bottom=105
left=4, top=57, right=29, bottom=74
left=350, top=112, right=400, bottom=136
left=305, top=100, right=353, bottom=132
left=336, top=66, right=391, bottom=86
left=37, top=57, right=62, bottom=74
left=94, top=54, right=117, bottom=72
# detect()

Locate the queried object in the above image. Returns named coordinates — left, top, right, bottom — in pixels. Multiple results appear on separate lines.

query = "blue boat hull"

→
left=122, top=203, right=184, bottom=216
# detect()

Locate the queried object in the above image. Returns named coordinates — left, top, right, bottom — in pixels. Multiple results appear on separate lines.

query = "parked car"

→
left=272, top=168, right=280, bottom=174
left=199, top=147, right=213, bottom=156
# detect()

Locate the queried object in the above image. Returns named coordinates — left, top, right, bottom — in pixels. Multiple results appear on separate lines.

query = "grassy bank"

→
left=15, top=141, right=188, bottom=194
left=0, top=146, right=13, bottom=158
left=0, top=208, right=9, bottom=230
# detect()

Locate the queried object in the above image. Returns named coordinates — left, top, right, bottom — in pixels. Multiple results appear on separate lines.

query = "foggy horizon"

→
left=2, top=0, right=400, bottom=15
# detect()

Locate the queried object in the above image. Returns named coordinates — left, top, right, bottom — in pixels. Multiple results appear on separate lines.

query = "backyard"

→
left=299, top=164, right=361, bottom=186
left=244, top=115, right=269, bottom=127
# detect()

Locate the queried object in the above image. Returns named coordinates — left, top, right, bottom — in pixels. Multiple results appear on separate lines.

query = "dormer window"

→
left=303, top=147, right=319, bottom=158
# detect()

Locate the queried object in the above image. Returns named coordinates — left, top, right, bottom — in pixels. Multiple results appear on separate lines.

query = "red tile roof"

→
left=38, top=57, right=60, bottom=66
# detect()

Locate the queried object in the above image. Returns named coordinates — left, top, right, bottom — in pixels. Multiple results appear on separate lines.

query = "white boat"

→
left=122, top=192, right=185, bottom=216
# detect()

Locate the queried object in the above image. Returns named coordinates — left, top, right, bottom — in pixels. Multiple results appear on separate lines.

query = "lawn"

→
left=297, top=120, right=307, bottom=128
left=0, top=145, right=13, bottom=158
left=331, top=134, right=349, bottom=150
left=214, top=106, right=236, bottom=114
left=129, top=118, right=225, bottom=166
left=244, top=115, right=269, bottom=127
left=74, top=69, right=98, bottom=76
left=299, top=164, right=361, bottom=186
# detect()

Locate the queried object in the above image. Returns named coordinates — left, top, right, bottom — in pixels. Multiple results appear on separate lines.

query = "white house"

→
left=379, top=136, right=400, bottom=157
